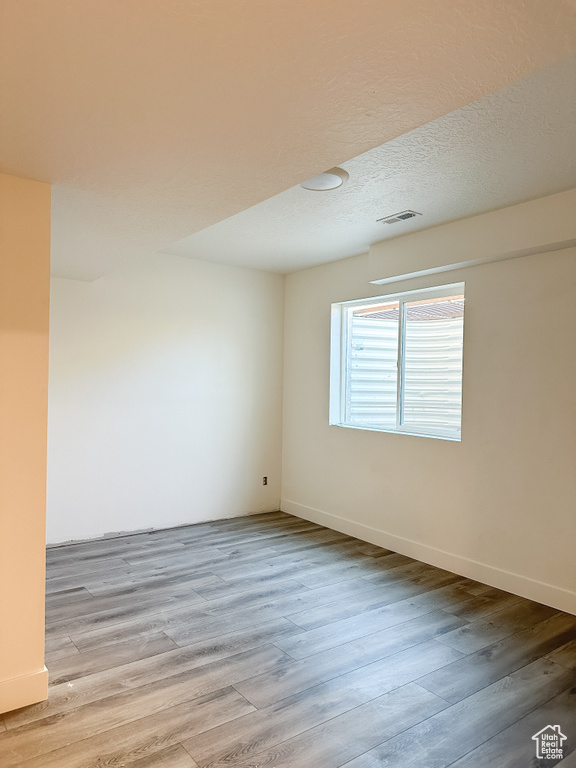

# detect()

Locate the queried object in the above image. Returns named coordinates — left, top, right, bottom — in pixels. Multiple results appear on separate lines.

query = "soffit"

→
left=167, top=59, right=576, bottom=273
left=0, top=1, right=575, bottom=279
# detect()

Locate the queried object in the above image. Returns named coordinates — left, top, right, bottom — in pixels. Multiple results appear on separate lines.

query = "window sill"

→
left=330, top=422, right=461, bottom=442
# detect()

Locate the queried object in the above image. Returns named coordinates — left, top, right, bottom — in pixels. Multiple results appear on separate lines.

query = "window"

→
left=329, top=283, right=464, bottom=440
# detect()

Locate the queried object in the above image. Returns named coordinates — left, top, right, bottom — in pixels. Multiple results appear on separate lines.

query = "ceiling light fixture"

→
left=300, top=167, right=349, bottom=191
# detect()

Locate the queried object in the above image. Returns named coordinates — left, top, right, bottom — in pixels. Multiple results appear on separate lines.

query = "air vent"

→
left=377, top=210, right=422, bottom=225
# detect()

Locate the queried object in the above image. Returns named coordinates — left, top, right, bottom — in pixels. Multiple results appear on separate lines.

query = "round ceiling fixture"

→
left=300, top=167, right=349, bottom=191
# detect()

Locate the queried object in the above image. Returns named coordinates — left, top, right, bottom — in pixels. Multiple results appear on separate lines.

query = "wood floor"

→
left=1, top=512, right=575, bottom=767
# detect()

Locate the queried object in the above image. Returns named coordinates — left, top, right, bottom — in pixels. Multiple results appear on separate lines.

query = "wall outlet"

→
left=262, top=476, right=268, bottom=486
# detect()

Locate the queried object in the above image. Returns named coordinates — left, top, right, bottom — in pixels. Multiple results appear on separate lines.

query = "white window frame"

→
left=329, top=282, right=465, bottom=441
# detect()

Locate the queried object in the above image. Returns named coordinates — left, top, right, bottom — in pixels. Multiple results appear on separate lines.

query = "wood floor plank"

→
left=67, top=603, right=239, bottom=652
left=194, top=556, right=395, bottom=598
left=285, top=574, right=468, bottom=632
left=47, top=540, right=187, bottom=567
left=418, top=612, right=576, bottom=703
left=45, top=585, right=209, bottom=638
left=46, top=632, right=179, bottom=685
left=179, top=513, right=313, bottom=538
left=129, top=744, right=199, bottom=767
left=6, top=623, right=298, bottom=729
left=45, top=587, right=95, bottom=609
left=0, top=646, right=287, bottom=766
left=45, top=556, right=133, bottom=582
left=185, top=643, right=456, bottom=768
left=185, top=674, right=380, bottom=768
left=87, top=552, right=284, bottom=594
left=353, top=541, right=393, bottom=557
left=201, top=576, right=382, bottom=617
left=230, top=527, right=352, bottom=556
left=194, top=576, right=312, bottom=606
left=459, top=581, right=505, bottom=596
left=46, top=543, right=181, bottom=571
left=223, top=683, right=447, bottom=768
left=44, top=635, right=78, bottom=658
left=207, top=540, right=381, bottom=582
left=45, top=644, right=80, bottom=662
left=52, top=552, right=215, bottom=591
left=176, top=519, right=324, bottom=549
left=214, top=525, right=352, bottom=553
left=45, top=564, right=134, bottom=594
left=223, top=574, right=420, bottom=620
left=282, top=553, right=412, bottom=589
left=46, top=577, right=217, bottom=626
left=547, top=639, right=576, bottom=670
left=46, top=538, right=148, bottom=561
left=178, top=528, right=350, bottom=564
left=441, top=588, right=525, bottom=622
left=49, top=619, right=302, bottom=696
left=363, top=560, right=454, bottom=587
left=340, top=658, right=575, bottom=768
left=1, top=687, right=252, bottom=768
left=3, top=511, right=568, bottom=768
left=84, top=568, right=223, bottom=599
left=235, top=612, right=462, bottom=708
left=447, top=684, right=576, bottom=767
left=300, top=638, right=461, bottom=705
left=435, top=599, right=558, bottom=655
left=275, top=591, right=469, bottom=660
left=77, top=527, right=350, bottom=587
left=68, top=572, right=424, bottom=654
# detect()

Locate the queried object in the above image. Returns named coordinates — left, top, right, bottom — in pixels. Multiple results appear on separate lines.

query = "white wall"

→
left=47, top=254, right=284, bottom=543
left=0, top=173, right=50, bottom=712
left=282, top=246, right=576, bottom=614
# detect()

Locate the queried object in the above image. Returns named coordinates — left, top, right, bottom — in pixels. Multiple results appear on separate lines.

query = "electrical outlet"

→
left=262, top=476, right=268, bottom=486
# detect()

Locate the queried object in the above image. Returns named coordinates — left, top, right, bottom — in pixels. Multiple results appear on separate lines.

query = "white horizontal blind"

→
left=401, top=297, right=464, bottom=434
left=340, top=292, right=464, bottom=436
left=345, top=303, right=398, bottom=429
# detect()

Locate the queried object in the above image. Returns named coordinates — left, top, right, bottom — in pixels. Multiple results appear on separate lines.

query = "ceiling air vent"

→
left=377, top=210, right=422, bottom=225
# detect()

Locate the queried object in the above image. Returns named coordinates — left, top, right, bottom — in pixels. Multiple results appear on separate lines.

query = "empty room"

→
left=1, top=1, right=576, bottom=766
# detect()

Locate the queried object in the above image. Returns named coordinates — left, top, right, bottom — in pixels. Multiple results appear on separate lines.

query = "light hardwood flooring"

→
left=1, top=511, right=575, bottom=767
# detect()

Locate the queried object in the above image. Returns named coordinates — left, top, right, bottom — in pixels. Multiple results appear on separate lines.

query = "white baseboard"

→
left=0, top=667, right=48, bottom=715
left=281, top=499, right=576, bottom=616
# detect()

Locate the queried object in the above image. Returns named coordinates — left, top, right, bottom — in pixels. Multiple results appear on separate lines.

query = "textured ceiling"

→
left=1, top=1, right=575, bottom=280
left=167, top=58, right=576, bottom=273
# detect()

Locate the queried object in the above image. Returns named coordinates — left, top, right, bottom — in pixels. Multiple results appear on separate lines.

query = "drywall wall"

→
left=0, top=173, right=50, bottom=713
left=282, top=238, right=576, bottom=614
left=47, top=255, right=284, bottom=543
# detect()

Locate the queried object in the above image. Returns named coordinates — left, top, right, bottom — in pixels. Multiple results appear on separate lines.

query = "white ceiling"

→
left=166, top=58, right=576, bottom=273
left=1, top=1, right=575, bottom=280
